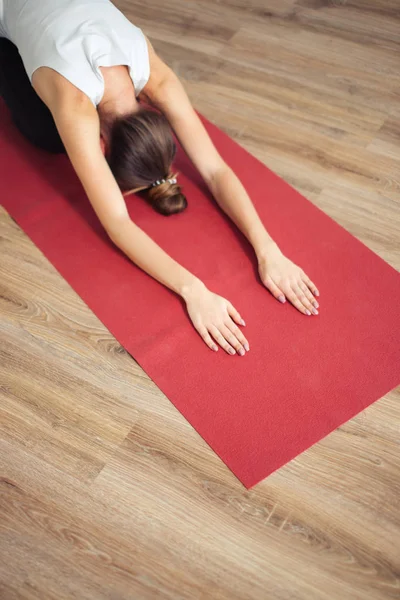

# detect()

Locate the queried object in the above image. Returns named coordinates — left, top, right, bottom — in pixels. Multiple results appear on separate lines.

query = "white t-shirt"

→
left=0, top=0, right=150, bottom=106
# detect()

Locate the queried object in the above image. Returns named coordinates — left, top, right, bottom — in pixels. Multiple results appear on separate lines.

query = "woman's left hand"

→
left=257, top=243, right=320, bottom=316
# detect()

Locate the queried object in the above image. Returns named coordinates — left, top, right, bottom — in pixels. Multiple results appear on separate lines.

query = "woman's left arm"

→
left=147, top=69, right=320, bottom=315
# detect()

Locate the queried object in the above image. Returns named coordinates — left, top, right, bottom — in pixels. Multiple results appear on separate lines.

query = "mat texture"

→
left=1, top=100, right=399, bottom=488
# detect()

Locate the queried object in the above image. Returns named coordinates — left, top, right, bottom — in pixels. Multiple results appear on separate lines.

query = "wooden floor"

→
left=1, top=1, right=399, bottom=598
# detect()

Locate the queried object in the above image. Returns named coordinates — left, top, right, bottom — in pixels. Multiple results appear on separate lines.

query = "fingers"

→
left=226, top=304, right=250, bottom=353
left=193, top=298, right=249, bottom=356
left=285, top=288, right=312, bottom=315
left=197, top=317, right=250, bottom=356
left=222, top=322, right=249, bottom=355
left=302, top=274, right=319, bottom=297
left=262, top=276, right=286, bottom=304
left=264, top=271, right=320, bottom=316
left=220, top=324, right=244, bottom=355
left=209, top=321, right=249, bottom=356
left=299, top=282, right=319, bottom=313
left=197, top=325, right=219, bottom=352
left=226, top=302, right=247, bottom=326
left=285, top=283, right=317, bottom=315
left=209, top=325, right=237, bottom=355
left=292, top=284, right=316, bottom=315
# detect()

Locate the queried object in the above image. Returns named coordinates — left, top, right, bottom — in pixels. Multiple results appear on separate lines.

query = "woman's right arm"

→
left=51, top=93, right=249, bottom=355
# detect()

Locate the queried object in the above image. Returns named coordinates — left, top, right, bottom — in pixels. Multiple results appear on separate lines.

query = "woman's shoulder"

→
left=139, top=35, right=175, bottom=101
left=32, top=67, right=92, bottom=114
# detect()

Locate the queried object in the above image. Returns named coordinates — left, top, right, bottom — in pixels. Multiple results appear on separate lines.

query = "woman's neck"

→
left=98, top=65, right=141, bottom=117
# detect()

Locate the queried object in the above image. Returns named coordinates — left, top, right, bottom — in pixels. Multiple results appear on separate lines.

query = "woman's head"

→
left=103, top=107, right=187, bottom=216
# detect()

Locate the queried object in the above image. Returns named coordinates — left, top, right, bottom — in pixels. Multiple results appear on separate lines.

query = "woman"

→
left=0, top=0, right=319, bottom=357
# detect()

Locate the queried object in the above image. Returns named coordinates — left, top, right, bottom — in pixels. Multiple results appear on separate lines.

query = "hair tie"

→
left=151, top=177, right=177, bottom=188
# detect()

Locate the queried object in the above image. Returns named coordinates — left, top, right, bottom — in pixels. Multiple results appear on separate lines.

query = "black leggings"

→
left=0, top=37, right=65, bottom=154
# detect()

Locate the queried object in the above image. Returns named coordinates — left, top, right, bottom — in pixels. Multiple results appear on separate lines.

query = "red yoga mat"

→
left=1, top=99, right=399, bottom=488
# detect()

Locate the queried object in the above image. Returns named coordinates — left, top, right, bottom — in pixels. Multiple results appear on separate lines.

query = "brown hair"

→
left=105, top=107, right=187, bottom=216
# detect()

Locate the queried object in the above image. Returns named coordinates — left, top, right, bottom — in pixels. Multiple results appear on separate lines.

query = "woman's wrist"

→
left=258, top=241, right=282, bottom=259
left=247, top=222, right=279, bottom=260
left=255, top=237, right=282, bottom=263
left=179, top=275, right=207, bottom=302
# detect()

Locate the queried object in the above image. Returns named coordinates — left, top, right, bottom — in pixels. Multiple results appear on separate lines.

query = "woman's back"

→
left=0, top=0, right=150, bottom=106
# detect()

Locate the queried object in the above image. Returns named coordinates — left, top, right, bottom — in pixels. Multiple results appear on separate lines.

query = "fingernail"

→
left=313, top=301, right=319, bottom=308
left=244, top=342, right=250, bottom=352
left=314, top=290, right=320, bottom=297
left=238, top=348, right=245, bottom=356
left=305, top=310, right=311, bottom=316
left=278, top=295, right=286, bottom=303
left=229, top=348, right=236, bottom=355
left=241, top=319, right=246, bottom=326
left=213, top=345, right=218, bottom=351
left=312, top=308, right=319, bottom=315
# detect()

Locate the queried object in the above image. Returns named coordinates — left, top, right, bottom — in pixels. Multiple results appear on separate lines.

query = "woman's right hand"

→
left=183, top=280, right=250, bottom=355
